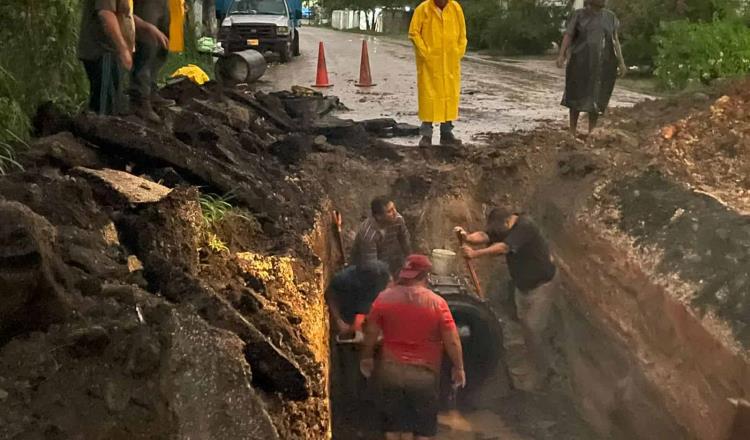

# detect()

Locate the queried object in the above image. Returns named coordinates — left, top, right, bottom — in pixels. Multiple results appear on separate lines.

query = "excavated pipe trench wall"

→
left=322, top=169, right=748, bottom=440
left=534, top=197, right=749, bottom=440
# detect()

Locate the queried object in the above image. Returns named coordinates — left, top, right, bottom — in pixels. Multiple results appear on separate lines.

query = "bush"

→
left=463, top=0, right=569, bottom=55
left=610, top=0, right=745, bottom=67
left=654, top=19, right=750, bottom=89
left=0, top=0, right=88, bottom=142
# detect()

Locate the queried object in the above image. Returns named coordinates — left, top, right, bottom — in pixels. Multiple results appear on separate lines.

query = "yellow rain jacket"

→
left=408, top=0, right=467, bottom=123
left=168, top=0, right=185, bottom=53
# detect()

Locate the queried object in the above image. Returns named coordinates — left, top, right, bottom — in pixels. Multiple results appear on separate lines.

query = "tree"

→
left=609, top=0, right=745, bottom=66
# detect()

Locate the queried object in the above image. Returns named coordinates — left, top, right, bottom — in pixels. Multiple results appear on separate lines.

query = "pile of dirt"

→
left=0, top=80, right=406, bottom=439
left=3, top=70, right=750, bottom=440
left=653, top=84, right=750, bottom=213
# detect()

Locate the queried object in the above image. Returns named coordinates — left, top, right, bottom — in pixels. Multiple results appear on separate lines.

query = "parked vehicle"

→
left=218, top=0, right=302, bottom=62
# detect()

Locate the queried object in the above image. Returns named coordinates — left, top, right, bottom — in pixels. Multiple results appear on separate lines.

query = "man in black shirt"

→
left=326, top=261, right=392, bottom=336
left=326, top=261, right=391, bottom=435
left=454, top=207, right=556, bottom=389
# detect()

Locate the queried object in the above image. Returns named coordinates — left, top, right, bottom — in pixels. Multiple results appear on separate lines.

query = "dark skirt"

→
left=561, top=44, right=618, bottom=114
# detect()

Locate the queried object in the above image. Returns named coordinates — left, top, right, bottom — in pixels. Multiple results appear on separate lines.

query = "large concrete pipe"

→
left=216, top=49, right=267, bottom=83
left=441, top=292, right=505, bottom=396
left=430, top=270, right=507, bottom=405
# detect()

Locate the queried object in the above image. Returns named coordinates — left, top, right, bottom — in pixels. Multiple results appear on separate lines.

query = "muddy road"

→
left=257, top=26, right=650, bottom=143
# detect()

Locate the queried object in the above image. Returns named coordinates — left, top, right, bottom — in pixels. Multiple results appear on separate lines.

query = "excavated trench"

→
left=313, top=136, right=750, bottom=440
left=2, top=83, right=748, bottom=440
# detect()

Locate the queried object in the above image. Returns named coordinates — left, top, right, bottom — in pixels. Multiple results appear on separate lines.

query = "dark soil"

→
left=2, top=74, right=749, bottom=440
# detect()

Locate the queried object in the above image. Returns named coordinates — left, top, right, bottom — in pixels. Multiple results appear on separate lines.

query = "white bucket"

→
left=431, top=249, right=457, bottom=276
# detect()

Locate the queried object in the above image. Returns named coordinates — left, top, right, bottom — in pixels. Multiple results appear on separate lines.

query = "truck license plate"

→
left=247, top=39, right=259, bottom=46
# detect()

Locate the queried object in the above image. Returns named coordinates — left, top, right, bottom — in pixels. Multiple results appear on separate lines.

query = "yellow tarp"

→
left=171, top=64, right=209, bottom=85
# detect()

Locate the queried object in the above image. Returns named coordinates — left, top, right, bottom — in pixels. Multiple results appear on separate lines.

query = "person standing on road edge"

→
left=361, top=254, right=465, bottom=440
left=78, top=0, right=169, bottom=115
left=556, top=0, right=626, bottom=137
left=408, top=0, right=467, bottom=148
left=130, top=0, right=176, bottom=123
left=455, top=208, right=556, bottom=390
left=350, top=197, right=412, bottom=278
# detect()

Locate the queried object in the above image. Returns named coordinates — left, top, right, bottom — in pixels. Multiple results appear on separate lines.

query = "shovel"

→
left=456, top=230, right=483, bottom=298
left=332, top=210, right=346, bottom=267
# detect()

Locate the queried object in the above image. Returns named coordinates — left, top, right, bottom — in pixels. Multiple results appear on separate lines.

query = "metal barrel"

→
left=216, top=50, right=268, bottom=83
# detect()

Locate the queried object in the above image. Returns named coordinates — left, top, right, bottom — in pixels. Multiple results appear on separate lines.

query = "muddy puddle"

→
left=258, top=27, right=650, bottom=144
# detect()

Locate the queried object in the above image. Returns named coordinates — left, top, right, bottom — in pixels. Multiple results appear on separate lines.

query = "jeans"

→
left=130, top=0, right=170, bottom=100
left=420, top=121, right=454, bottom=138
left=514, top=278, right=557, bottom=387
left=82, top=54, right=122, bottom=115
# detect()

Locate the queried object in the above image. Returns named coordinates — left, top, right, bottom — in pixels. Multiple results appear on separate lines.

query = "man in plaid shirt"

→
left=350, top=196, right=411, bottom=276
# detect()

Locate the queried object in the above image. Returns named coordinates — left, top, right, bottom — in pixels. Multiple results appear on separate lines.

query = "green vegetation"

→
left=0, top=0, right=212, bottom=152
left=199, top=191, right=258, bottom=254
left=158, top=15, right=215, bottom=85
left=200, top=192, right=239, bottom=226
left=610, top=0, right=748, bottom=67
left=464, top=0, right=569, bottom=55
left=0, top=0, right=87, bottom=147
left=655, top=19, right=750, bottom=89
left=205, top=231, right=231, bottom=253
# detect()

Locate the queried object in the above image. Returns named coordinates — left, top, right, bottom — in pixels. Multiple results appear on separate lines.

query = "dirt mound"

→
left=2, top=72, right=750, bottom=440
left=0, top=83, right=399, bottom=439
left=654, top=85, right=750, bottom=213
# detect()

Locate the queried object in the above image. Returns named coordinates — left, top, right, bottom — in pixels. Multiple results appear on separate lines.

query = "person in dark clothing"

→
left=455, top=208, right=556, bottom=389
left=326, top=261, right=391, bottom=438
left=78, top=0, right=169, bottom=115
left=130, top=0, right=175, bottom=123
left=326, top=261, right=392, bottom=336
left=556, top=0, right=626, bottom=136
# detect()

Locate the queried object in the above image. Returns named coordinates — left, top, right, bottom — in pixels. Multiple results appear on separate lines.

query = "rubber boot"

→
left=419, top=136, right=432, bottom=147
left=151, top=92, right=176, bottom=108
left=134, top=97, right=161, bottom=123
left=440, top=132, right=462, bottom=146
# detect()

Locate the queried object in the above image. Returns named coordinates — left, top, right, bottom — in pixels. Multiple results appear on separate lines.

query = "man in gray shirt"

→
left=350, top=196, right=411, bottom=277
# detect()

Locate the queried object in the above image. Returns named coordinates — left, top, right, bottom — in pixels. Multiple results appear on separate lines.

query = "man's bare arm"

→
left=462, top=241, right=509, bottom=260
left=324, top=289, right=348, bottom=333
left=442, top=326, right=466, bottom=387
left=98, top=10, right=133, bottom=69
left=361, top=317, right=379, bottom=360
left=454, top=227, right=490, bottom=245
left=442, top=326, right=464, bottom=371
left=359, top=316, right=380, bottom=378
left=465, top=231, right=490, bottom=245
left=134, top=15, right=169, bottom=48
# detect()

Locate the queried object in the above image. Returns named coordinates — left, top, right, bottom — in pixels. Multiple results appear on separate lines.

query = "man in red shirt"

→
left=360, top=254, right=465, bottom=440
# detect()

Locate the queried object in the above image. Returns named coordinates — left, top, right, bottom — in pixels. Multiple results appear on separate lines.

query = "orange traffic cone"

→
left=355, top=40, right=376, bottom=87
left=313, top=42, right=332, bottom=88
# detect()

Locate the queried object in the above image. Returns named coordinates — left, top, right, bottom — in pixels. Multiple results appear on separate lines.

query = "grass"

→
left=198, top=191, right=257, bottom=255
left=199, top=192, right=237, bottom=226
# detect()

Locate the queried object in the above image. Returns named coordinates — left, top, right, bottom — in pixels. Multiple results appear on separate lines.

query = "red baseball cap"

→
left=398, top=254, right=433, bottom=280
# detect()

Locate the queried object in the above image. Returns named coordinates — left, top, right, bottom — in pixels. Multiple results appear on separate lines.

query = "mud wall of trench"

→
left=315, top=153, right=749, bottom=440
left=532, top=197, right=750, bottom=440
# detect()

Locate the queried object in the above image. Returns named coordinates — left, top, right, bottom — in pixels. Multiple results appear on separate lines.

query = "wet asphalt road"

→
left=256, top=26, right=650, bottom=144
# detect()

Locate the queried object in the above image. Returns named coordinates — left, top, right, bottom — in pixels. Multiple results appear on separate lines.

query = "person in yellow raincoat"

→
left=408, top=0, right=467, bottom=147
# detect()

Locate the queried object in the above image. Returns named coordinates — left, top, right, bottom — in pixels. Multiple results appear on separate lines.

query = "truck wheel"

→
left=280, top=43, right=293, bottom=63
left=292, top=30, right=300, bottom=56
